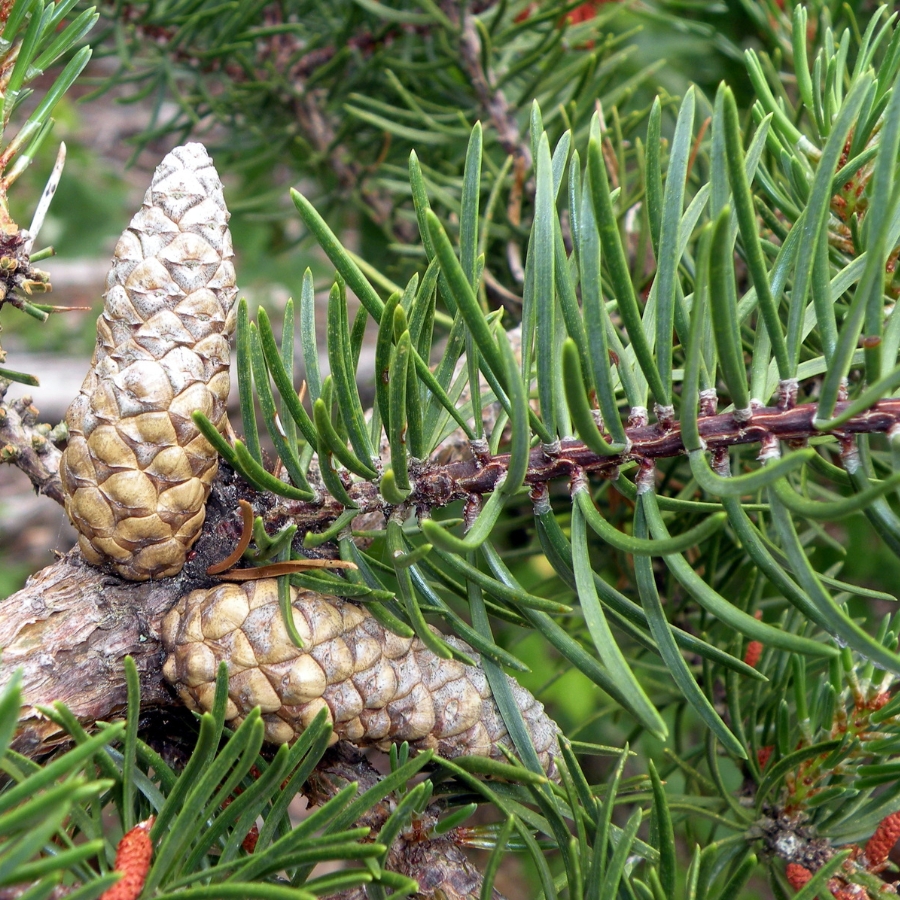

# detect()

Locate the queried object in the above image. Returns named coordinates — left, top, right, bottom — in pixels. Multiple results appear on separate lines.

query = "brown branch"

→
left=0, top=382, right=64, bottom=505
left=275, top=397, right=900, bottom=537
left=4, top=393, right=897, bottom=756
left=0, top=552, right=176, bottom=756
left=457, top=8, right=532, bottom=170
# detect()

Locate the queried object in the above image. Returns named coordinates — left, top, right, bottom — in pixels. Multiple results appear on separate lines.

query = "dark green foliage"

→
left=0, top=662, right=422, bottom=898
left=11, top=0, right=900, bottom=896
left=193, top=4, right=900, bottom=895
left=91, top=0, right=662, bottom=285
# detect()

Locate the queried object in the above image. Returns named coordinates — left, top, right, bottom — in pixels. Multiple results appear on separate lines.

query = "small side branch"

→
left=457, top=9, right=532, bottom=169
left=0, top=381, right=64, bottom=505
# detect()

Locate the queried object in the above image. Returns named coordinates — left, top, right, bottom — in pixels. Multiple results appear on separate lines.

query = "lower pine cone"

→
left=161, top=579, right=560, bottom=777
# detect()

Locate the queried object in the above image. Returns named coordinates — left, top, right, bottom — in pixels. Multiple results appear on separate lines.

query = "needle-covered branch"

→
left=268, top=396, right=900, bottom=535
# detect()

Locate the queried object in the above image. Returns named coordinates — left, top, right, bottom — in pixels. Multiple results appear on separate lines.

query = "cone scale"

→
left=162, top=580, right=559, bottom=774
left=59, top=144, right=238, bottom=581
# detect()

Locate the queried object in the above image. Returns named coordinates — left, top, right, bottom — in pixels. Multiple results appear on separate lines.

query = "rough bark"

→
left=0, top=461, right=249, bottom=756
left=0, top=550, right=177, bottom=756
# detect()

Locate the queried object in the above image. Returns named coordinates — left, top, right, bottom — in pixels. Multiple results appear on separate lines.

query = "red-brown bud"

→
left=870, top=690, right=891, bottom=711
left=864, top=810, right=900, bottom=868
left=744, top=640, right=764, bottom=669
left=828, top=879, right=866, bottom=899
left=785, top=862, right=812, bottom=890
left=100, top=817, right=154, bottom=900
left=242, top=824, right=259, bottom=853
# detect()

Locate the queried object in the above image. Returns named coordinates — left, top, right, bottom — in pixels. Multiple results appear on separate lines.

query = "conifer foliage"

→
left=7, top=1, right=900, bottom=898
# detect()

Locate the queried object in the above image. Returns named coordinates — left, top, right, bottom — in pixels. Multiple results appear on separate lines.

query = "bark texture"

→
left=0, top=552, right=177, bottom=755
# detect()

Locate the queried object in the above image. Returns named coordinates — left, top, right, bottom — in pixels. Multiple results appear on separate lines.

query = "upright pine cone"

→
left=59, top=144, right=237, bottom=581
left=161, top=580, right=560, bottom=776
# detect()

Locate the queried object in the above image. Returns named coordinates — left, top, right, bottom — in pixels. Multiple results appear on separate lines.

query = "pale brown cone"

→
left=161, top=579, right=560, bottom=776
left=59, top=144, right=237, bottom=581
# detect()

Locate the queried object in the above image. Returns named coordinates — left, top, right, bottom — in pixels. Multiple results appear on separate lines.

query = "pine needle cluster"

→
left=7, top=1, right=900, bottom=899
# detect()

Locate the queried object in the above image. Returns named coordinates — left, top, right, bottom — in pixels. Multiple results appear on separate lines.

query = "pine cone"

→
left=59, top=144, right=237, bottom=581
left=161, top=579, right=559, bottom=775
